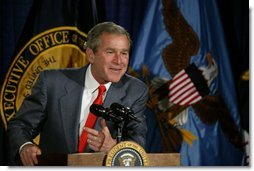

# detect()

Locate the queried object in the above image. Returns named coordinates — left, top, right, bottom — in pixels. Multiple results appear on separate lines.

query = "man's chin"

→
left=108, top=77, right=122, bottom=83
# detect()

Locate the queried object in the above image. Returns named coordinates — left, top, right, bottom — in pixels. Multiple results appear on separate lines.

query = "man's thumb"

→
left=100, top=119, right=107, bottom=129
left=36, top=147, right=42, bottom=155
left=101, top=119, right=111, bottom=134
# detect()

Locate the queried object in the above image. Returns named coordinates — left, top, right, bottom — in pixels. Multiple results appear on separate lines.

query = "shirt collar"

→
left=85, top=64, right=111, bottom=93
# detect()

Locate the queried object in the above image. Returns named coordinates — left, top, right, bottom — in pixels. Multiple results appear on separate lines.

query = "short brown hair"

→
left=85, top=22, right=132, bottom=52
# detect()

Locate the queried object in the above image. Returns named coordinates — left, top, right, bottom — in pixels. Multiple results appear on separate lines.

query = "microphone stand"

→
left=116, top=121, right=124, bottom=143
left=106, top=110, right=124, bottom=143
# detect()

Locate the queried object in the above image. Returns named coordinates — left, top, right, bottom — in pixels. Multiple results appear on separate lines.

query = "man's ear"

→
left=86, top=47, right=95, bottom=63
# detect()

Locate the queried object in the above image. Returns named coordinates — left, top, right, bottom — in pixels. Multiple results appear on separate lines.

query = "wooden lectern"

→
left=38, top=153, right=180, bottom=166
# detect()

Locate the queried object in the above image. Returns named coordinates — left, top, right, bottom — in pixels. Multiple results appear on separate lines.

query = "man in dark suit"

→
left=7, top=22, right=148, bottom=166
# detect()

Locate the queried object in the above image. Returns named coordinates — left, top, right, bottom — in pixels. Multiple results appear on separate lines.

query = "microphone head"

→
left=110, top=102, right=124, bottom=108
left=110, top=103, right=125, bottom=113
left=110, top=103, right=141, bottom=123
left=90, top=104, right=106, bottom=117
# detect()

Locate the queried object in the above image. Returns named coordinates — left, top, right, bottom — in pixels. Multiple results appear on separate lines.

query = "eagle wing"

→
left=162, top=0, right=199, bottom=76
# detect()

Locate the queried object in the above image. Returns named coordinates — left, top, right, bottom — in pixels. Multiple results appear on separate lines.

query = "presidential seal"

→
left=105, top=141, right=149, bottom=166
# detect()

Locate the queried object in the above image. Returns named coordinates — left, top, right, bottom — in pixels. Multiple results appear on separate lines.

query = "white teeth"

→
left=111, top=68, right=120, bottom=71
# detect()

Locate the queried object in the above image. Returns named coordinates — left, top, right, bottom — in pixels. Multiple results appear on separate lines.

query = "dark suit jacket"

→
left=7, top=65, right=148, bottom=164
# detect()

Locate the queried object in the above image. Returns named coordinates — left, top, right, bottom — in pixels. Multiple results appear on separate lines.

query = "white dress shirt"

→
left=79, top=64, right=111, bottom=135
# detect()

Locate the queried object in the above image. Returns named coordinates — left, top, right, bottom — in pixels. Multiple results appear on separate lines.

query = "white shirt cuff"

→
left=19, top=142, right=33, bottom=154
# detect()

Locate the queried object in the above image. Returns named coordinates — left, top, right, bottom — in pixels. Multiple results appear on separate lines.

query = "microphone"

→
left=90, top=104, right=124, bottom=122
left=110, top=103, right=141, bottom=123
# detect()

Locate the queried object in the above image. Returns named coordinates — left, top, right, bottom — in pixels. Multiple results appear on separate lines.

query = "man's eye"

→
left=106, top=51, right=113, bottom=54
left=121, top=52, right=129, bottom=56
left=106, top=50, right=113, bottom=53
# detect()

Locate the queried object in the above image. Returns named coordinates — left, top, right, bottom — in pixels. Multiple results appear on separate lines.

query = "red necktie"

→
left=78, top=85, right=106, bottom=153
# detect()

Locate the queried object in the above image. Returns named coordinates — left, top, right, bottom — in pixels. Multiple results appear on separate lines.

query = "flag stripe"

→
left=171, top=86, right=197, bottom=104
left=169, top=72, right=189, bottom=90
left=171, top=69, right=185, bottom=81
left=179, top=92, right=201, bottom=105
left=170, top=75, right=191, bottom=94
left=170, top=83, right=195, bottom=102
left=169, top=81, right=195, bottom=99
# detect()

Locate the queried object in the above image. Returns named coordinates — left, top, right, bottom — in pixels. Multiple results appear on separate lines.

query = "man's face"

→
left=88, top=33, right=130, bottom=84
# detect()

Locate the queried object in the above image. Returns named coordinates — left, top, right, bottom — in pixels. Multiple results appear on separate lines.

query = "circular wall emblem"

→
left=1, top=26, right=87, bottom=129
left=105, top=141, right=149, bottom=166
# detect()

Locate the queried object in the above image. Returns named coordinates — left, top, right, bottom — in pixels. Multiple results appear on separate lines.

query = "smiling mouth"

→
left=110, top=68, right=122, bottom=72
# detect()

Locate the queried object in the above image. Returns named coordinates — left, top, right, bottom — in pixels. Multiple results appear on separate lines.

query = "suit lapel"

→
left=103, top=80, right=126, bottom=107
left=59, top=66, right=87, bottom=152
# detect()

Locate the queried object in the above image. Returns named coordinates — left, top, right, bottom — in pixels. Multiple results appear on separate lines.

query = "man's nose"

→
left=113, top=53, right=122, bottom=64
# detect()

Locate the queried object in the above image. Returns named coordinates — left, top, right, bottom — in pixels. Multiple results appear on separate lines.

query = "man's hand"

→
left=20, top=143, right=42, bottom=166
left=85, top=119, right=117, bottom=152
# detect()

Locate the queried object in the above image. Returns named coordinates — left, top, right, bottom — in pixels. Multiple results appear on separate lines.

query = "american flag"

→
left=169, top=64, right=210, bottom=106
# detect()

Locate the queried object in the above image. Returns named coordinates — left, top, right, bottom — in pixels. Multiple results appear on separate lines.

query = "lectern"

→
left=37, top=153, right=180, bottom=166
